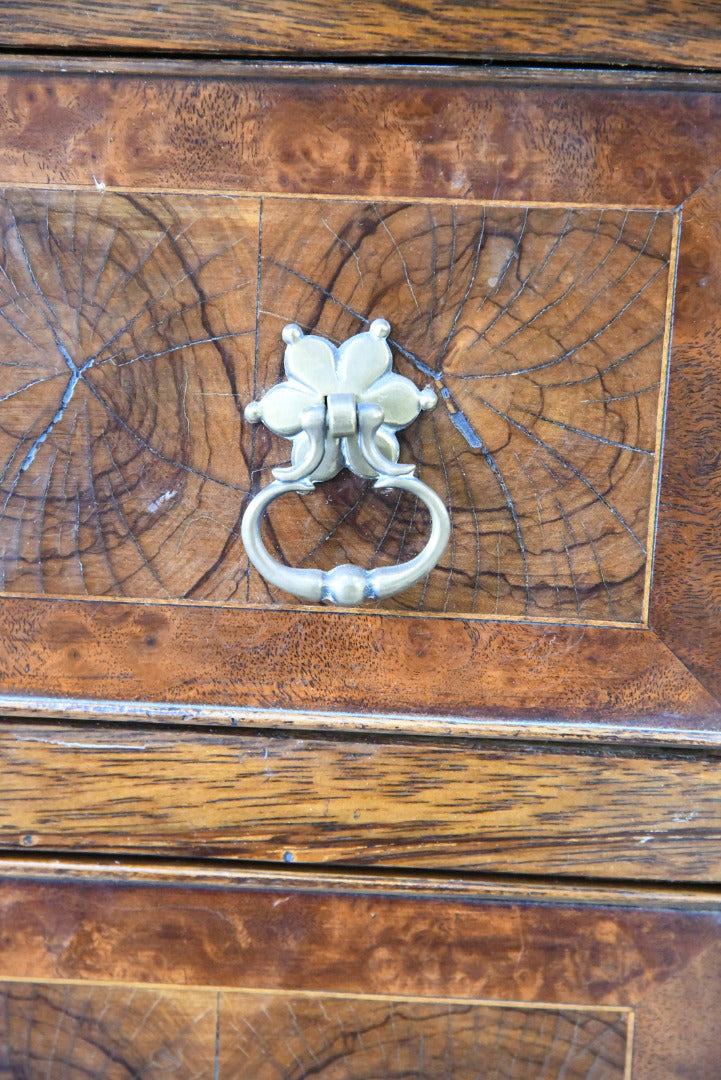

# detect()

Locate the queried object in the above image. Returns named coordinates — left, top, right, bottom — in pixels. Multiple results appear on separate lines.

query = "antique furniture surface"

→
left=0, top=4, right=720, bottom=1078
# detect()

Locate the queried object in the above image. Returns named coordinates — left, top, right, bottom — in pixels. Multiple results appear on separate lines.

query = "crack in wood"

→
left=0, top=191, right=673, bottom=623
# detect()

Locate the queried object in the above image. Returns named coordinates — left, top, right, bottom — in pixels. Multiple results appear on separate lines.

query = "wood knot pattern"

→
left=221, top=995, right=629, bottom=1080
left=0, top=981, right=629, bottom=1080
left=0, top=189, right=674, bottom=622
left=0, top=981, right=216, bottom=1079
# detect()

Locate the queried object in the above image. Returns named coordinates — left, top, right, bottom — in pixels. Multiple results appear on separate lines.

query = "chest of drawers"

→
left=0, top=7, right=720, bottom=1077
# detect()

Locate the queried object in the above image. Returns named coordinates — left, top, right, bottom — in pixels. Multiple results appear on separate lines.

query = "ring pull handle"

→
left=241, top=319, right=451, bottom=605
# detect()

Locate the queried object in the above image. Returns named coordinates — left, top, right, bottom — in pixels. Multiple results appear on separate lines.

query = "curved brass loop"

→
left=270, top=403, right=326, bottom=482
left=357, top=402, right=415, bottom=477
left=240, top=474, right=451, bottom=605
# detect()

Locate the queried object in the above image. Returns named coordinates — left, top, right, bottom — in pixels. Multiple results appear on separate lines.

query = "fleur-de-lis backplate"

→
left=241, top=319, right=451, bottom=605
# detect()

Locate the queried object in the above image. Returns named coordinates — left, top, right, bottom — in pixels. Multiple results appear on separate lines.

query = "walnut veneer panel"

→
left=1, top=861, right=721, bottom=1078
left=0, top=981, right=629, bottom=1080
left=2, top=1, right=721, bottom=71
left=0, top=188, right=673, bottom=623
left=0, top=65, right=717, bottom=208
left=0, top=605, right=717, bottom=737
left=0, top=982, right=217, bottom=1080
left=0, top=64, right=718, bottom=739
left=3, top=723, right=721, bottom=880
left=219, top=996, right=628, bottom=1080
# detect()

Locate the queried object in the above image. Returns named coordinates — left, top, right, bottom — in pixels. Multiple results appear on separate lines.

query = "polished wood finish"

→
left=2, top=722, right=721, bottom=881
left=0, top=63, right=718, bottom=740
left=651, top=171, right=721, bottom=702
left=0, top=64, right=718, bottom=208
left=0, top=186, right=673, bottom=622
left=0, top=981, right=217, bottom=1079
left=0, top=861, right=720, bottom=1078
left=219, top=997, right=628, bottom=1080
left=0, top=603, right=717, bottom=739
left=2, top=1, right=721, bottom=72
left=0, top=980, right=629, bottom=1080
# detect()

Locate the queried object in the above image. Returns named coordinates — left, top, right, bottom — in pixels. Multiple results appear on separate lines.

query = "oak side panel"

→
left=0, top=67, right=719, bottom=208
left=2, top=723, right=721, bottom=880
left=2, top=1, right=721, bottom=71
left=651, top=172, right=721, bottom=701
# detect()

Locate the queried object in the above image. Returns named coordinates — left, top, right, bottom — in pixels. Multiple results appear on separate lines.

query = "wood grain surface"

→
left=0, top=861, right=720, bottom=1078
left=0, top=187, right=674, bottom=622
left=2, top=723, right=721, bottom=880
left=256, top=199, right=673, bottom=621
left=218, top=994, right=629, bottom=1080
left=651, top=171, right=721, bottom=702
left=0, top=980, right=630, bottom=1080
left=0, top=189, right=259, bottom=606
left=0, top=981, right=217, bottom=1080
left=0, top=64, right=717, bottom=732
left=2, top=1, right=721, bottom=71
left=0, top=601, right=718, bottom=736
left=0, top=66, right=719, bottom=209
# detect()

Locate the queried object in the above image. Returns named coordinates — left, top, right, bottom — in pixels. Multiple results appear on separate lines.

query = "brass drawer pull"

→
left=242, top=319, right=451, bottom=605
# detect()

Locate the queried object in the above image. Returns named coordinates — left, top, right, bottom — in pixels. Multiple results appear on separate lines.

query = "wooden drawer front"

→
left=0, top=61, right=719, bottom=744
left=0, top=861, right=720, bottom=1079
left=0, top=185, right=672, bottom=626
left=2, top=722, right=721, bottom=881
